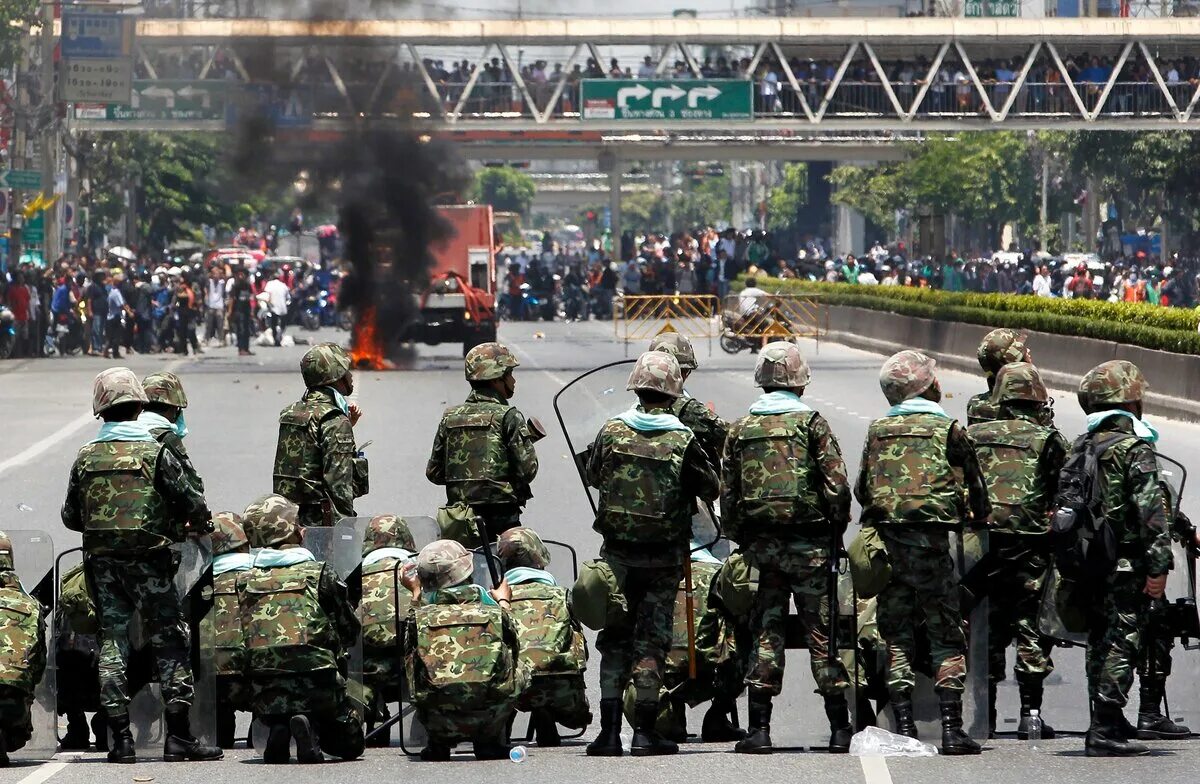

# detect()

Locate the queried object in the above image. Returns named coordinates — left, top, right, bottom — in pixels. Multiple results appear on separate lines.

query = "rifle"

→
left=475, top=517, right=502, bottom=589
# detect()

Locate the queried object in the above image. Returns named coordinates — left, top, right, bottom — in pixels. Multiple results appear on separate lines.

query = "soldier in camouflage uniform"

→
left=273, top=343, right=368, bottom=527
left=584, top=351, right=720, bottom=757
left=855, top=351, right=992, bottom=755
left=496, top=527, right=590, bottom=746
left=61, top=368, right=222, bottom=764
left=0, top=532, right=46, bottom=766
left=648, top=332, right=727, bottom=468
left=208, top=512, right=253, bottom=749
left=965, top=363, right=1067, bottom=738
left=236, top=502, right=362, bottom=764
left=722, top=341, right=854, bottom=754
left=358, top=514, right=417, bottom=747
left=427, top=342, right=539, bottom=540
left=967, top=329, right=1031, bottom=426
left=402, top=539, right=528, bottom=761
left=1072, top=360, right=1174, bottom=756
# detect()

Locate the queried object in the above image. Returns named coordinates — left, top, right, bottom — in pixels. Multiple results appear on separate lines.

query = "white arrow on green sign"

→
left=0, top=169, right=43, bottom=190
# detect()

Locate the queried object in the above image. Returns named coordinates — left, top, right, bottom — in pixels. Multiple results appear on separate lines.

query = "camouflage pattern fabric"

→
left=0, top=687, right=38, bottom=752
left=210, top=569, right=250, bottom=712
left=300, top=342, right=351, bottom=388
left=992, top=362, right=1049, bottom=404
left=496, top=527, right=551, bottom=570
left=966, top=412, right=1068, bottom=535
left=878, top=350, right=937, bottom=406
left=211, top=512, right=248, bottom=556
left=464, top=341, right=520, bottom=381
left=361, top=555, right=413, bottom=698
left=742, top=536, right=851, bottom=697
left=667, top=396, right=727, bottom=474
left=273, top=388, right=363, bottom=526
left=363, top=515, right=416, bottom=556
left=509, top=581, right=591, bottom=728
left=987, top=540, right=1054, bottom=686
left=416, top=540, right=474, bottom=590
left=1078, top=359, right=1149, bottom=411
left=242, top=494, right=299, bottom=548
left=142, top=371, right=188, bottom=408
left=92, top=367, right=148, bottom=415
left=595, top=560, right=682, bottom=704
left=663, top=560, right=726, bottom=690
left=976, top=328, right=1028, bottom=374
left=649, top=332, right=698, bottom=371
left=518, top=673, right=592, bottom=729
left=966, top=393, right=1000, bottom=427
left=754, top=341, right=811, bottom=388
left=90, top=552, right=194, bottom=716
left=259, top=689, right=364, bottom=761
left=626, top=351, right=684, bottom=397
left=426, top=388, right=539, bottom=509
left=0, top=571, right=46, bottom=699
left=0, top=533, right=11, bottom=573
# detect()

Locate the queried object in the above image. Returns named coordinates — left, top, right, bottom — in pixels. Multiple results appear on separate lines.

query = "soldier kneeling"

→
left=0, top=532, right=46, bottom=766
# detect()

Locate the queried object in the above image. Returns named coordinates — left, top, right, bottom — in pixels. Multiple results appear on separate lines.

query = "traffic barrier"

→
left=721, top=293, right=828, bottom=347
left=613, top=294, right=719, bottom=354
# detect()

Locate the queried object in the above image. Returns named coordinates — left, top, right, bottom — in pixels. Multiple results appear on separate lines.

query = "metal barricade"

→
left=613, top=294, right=719, bottom=354
left=721, top=293, right=827, bottom=347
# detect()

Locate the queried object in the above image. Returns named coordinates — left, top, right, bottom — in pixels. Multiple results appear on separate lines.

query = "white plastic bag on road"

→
left=849, top=726, right=939, bottom=757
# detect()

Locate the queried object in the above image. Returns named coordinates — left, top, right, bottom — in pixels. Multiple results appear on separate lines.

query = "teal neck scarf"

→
left=213, top=552, right=254, bottom=576
left=505, top=567, right=557, bottom=586
left=138, top=410, right=189, bottom=440
left=253, top=547, right=317, bottom=568
left=1086, top=409, right=1159, bottom=443
left=749, top=390, right=813, bottom=416
left=90, top=420, right=156, bottom=444
left=363, top=547, right=415, bottom=567
left=887, top=398, right=951, bottom=419
left=614, top=408, right=691, bottom=433
left=320, top=387, right=350, bottom=416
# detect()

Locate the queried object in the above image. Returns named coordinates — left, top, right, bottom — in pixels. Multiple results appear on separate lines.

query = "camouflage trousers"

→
left=364, top=648, right=403, bottom=703
left=418, top=696, right=518, bottom=746
left=596, top=561, right=682, bottom=704
left=1087, top=572, right=1151, bottom=709
left=261, top=687, right=364, bottom=761
left=742, top=538, right=850, bottom=698
left=875, top=534, right=967, bottom=699
left=517, top=674, right=592, bottom=729
left=0, top=686, right=34, bottom=751
left=250, top=671, right=345, bottom=717
left=89, top=554, right=193, bottom=716
left=216, top=674, right=250, bottom=712
left=988, top=543, right=1054, bottom=686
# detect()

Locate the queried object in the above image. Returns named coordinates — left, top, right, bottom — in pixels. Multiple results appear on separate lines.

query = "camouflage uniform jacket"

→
left=670, top=395, right=727, bottom=472
left=360, top=556, right=413, bottom=650
left=967, top=408, right=1068, bottom=536
left=0, top=571, right=46, bottom=694
left=1088, top=417, right=1173, bottom=576
left=62, top=439, right=209, bottom=555
left=722, top=409, right=850, bottom=542
left=426, top=388, right=538, bottom=507
left=148, top=425, right=209, bottom=536
left=211, top=569, right=245, bottom=678
left=966, top=391, right=999, bottom=427
left=854, top=412, right=991, bottom=529
left=665, top=560, right=727, bottom=685
left=508, top=581, right=587, bottom=677
left=273, top=388, right=363, bottom=519
left=585, top=417, right=719, bottom=560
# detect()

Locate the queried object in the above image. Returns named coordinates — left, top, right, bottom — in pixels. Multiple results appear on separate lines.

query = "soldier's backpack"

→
left=59, top=561, right=99, bottom=635
left=507, top=582, right=585, bottom=676
left=1050, top=431, right=1128, bottom=584
left=238, top=560, right=339, bottom=676
left=411, top=586, right=512, bottom=710
left=273, top=399, right=342, bottom=504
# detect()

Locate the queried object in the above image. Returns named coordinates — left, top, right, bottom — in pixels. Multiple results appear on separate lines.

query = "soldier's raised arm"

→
left=947, top=421, right=992, bottom=525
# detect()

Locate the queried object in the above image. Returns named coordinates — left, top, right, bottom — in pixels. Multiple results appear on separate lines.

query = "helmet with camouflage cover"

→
left=0, top=531, right=12, bottom=572
left=879, top=350, right=937, bottom=405
left=416, top=539, right=474, bottom=590
left=1077, top=359, right=1147, bottom=413
left=142, top=371, right=188, bottom=408
left=300, top=342, right=352, bottom=388
left=211, top=512, right=249, bottom=556
left=976, top=328, right=1028, bottom=375
left=464, top=342, right=520, bottom=381
left=992, top=361, right=1048, bottom=405
left=92, top=367, right=149, bottom=416
left=241, top=493, right=299, bottom=548
left=648, top=332, right=698, bottom=371
left=496, top=527, right=551, bottom=570
left=363, top=514, right=417, bottom=556
left=626, top=350, right=683, bottom=398
left=755, top=340, right=811, bottom=389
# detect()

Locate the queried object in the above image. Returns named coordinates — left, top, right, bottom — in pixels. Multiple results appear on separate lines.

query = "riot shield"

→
left=1, top=530, right=56, bottom=762
left=405, top=516, right=441, bottom=551
left=1154, top=453, right=1200, bottom=734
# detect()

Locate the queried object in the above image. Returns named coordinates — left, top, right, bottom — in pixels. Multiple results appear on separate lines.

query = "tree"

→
left=470, top=165, right=536, bottom=214
left=764, top=163, right=810, bottom=231
left=0, top=0, right=38, bottom=72
left=670, top=174, right=731, bottom=231
left=621, top=190, right=670, bottom=232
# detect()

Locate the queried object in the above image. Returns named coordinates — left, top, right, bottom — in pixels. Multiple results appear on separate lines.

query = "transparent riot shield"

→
left=0, top=530, right=57, bottom=762
left=1154, top=453, right=1200, bottom=733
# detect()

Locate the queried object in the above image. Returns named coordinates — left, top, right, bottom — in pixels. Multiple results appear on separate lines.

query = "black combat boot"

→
left=366, top=701, right=392, bottom=748
left=938, top=691, right=982, bottom=756
left=217, top=707, right=237, bottom=749
left=419, top=742, right=452, bottom=761
left=0, top=727, right=8, bottom=767
left=533, top=711, right=561, bottom=747
left=473, top=734, right=511, bottom=761
left=1087, top=703, right=1150, bottom=757
left=290, top=715, right=324, bottom=764
left=262, top=720, right=291, bottom=764
left=106, top=713, right=136, bottom=764
left=891, top=699, right=918, bottom=739
left=586, top=698, right=624, bottom=757
left=1017, top=681, right=1056, bottom=740
left=663, top=696, right=688, bottom=743
left=91, top=712, right=110, bottom=752
left=631, top=701, right=678, bottom=756
left=1137, top=681, right=1192, bottom=740
left=701, top=698, right=747, bottom=742
left=733, top=695, right=773, bottom=754
left=825, top=693, right=854, bottom=754
left=163, top=706, right=224, bottom=761
left=59, top=711, right=91, bottom=750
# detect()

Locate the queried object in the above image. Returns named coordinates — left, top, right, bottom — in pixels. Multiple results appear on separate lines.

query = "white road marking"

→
left=14, top=758, right=73, bottom=784
left=0, top=412, right=96, bottom=477
left=859, top=756, right=894, bottom=784
left=507, top=341, right=569, bottom=386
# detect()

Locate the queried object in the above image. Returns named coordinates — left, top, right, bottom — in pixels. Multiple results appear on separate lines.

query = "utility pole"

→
left=1039, top=156, right=1048, bottom=252
left=40, top=0, right=60, bottom=263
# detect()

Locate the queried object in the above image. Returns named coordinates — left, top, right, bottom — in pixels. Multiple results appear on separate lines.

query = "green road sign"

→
left=0, top=169, right=43, bottom=190
left=24, top=213, right=44, bottom=246
left=74, top=80, right=229, bottom=122
left=965, top=0, right=1020, bottom=16
left=580, top=79, right=753, bottom=121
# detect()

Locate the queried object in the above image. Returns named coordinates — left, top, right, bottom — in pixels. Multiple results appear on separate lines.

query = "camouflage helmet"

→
left=363, top=514, right=417, bottom=556
left=1078, top=359, right=1148, bottom=412
left=142, top=371, right=188, bottom=408
left=464, top=342, right=520, bottom=381
left=626, top=351, right=683, bottom=398
left=241, top=494, right=300, bottom=548
left=879, top=350, right=937, bottom=405
left=976, top=328, right=1028, bottom=375
left=210, top=512, right=249, bottom=556
left=0, top=531, right=12, bottom=572
left=416, top=539, right=474, bottom=590
left=648, top=332, right=698, bottom=371
left=300, top=343, right=352, bottom=388
left=755, top=341, right=811, bottom=389
left=992, top=362, right=1049, bottom=405
left=92, top=367, right=149, bottom=416
left=496, top=527, right=551, bottom=570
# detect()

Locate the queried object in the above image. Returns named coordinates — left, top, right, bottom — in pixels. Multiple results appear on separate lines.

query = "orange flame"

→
left=350, top=306, right=391, bottom=370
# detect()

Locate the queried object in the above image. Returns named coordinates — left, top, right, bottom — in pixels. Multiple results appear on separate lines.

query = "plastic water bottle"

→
left=509, top=745, right=528, bottom=763
left=1027, top=709, right=1044, bottom=752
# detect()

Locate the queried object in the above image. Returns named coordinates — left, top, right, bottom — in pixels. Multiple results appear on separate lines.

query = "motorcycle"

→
left=50, top=312, right=84, bottom=356
left=563, top=282, right=589, bottom=322
left=0, top=306, right=14, bottom=359
left=299, top=290, right=327, bottom=331
left=719, top=309, right=760, bottom=354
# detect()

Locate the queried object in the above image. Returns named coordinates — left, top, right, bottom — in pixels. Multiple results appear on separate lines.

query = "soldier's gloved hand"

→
left=348, top=403, right=363, bottom=427
left=1144, top=574, right=1168, bottom=599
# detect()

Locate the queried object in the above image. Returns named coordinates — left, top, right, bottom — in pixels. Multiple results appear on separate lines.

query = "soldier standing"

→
left=967, top=329, right=1031, bottom=426
left=584, top=351, right=719, bottom=757
left=209, top=512, right=254, bottom=749
left=965, top=363, right=1067, bottom=737
left=0, top=532, right=46, bottom=767
left=855, top=351, right=991, bottom=756
left=61, top=368, right=221, bottom=763
left=722, top=341, right=854, bottom=754
left=237, top=503, right=363, bottom=764
left=141, top=372, right=206, bottom=531
left=426, top=342, right=538, bottom=541
left=273, top=343, right=367, bottom=527
left=647, top=332, right=727, bottom=466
